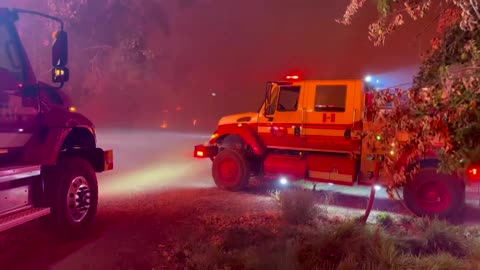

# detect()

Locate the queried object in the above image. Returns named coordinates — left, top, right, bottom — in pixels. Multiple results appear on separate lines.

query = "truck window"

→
left=314, top=85, right=347, bottom=112
left=265, top=86, right=280, bottom=115
left=0, top=24, right=23, bottom=83
left=277, top=85, right=300, bottom=112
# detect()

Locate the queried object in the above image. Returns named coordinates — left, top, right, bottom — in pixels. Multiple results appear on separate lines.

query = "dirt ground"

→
left=1, top=130, right=479, bottom=270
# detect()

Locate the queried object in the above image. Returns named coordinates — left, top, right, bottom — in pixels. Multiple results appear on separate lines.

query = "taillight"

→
left=194, top=144, right=218, bottom=158
left=467, top=164, right=480, bottom=181
left=195, top=150, right=204, bottom=157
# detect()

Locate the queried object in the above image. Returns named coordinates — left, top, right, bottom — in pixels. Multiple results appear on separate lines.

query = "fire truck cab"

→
left=0, top=8, right=113, bottom=234
left=194, top=75, right=476, bottom=219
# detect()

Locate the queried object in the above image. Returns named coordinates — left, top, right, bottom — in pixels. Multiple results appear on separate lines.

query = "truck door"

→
left=302, top=80, right=362, bottom=153
left=0, top=21, right=38, bottom=165
left=257, top=82, right=304, bottom=150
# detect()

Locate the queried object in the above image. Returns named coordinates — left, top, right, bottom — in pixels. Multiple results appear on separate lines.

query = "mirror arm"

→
left=13, top=9, right=64, bottom=30
left=54, top=81, right=64, bottom=90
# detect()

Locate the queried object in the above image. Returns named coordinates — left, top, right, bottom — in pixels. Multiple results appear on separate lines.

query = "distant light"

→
left=374, top=185, right=382, bottom=191
left=364, top=75, right=372, bottom=83
left=211, top=92, right=216, bottom=97
left=389, top=150, right=395, bottom=156
left=18, top=128, right=24, bottom=133
left=376, top=79, right=380, bottom=84
left=279, top=177, right=288, bottom=185
left=375, top=135, right=382, bottom=141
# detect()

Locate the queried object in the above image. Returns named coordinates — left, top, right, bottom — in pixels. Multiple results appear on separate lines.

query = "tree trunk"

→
left=362, top=161, right=381, bottom=223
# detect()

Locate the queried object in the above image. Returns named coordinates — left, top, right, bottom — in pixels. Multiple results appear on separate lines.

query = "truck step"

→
left=0, top=165, right=40, bottom=183
left=0, top=207, right=50, bottom=233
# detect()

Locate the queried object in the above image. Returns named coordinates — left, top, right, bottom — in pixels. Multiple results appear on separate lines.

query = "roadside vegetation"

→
left=158, top=188, right=480, bottom=270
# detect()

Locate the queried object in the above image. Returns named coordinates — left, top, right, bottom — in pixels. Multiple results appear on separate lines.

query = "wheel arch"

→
left=60, top=127, right=96, bottom=151
left=210, top=124, right=265, bottom=156
left=406, top=158, right=440, bottom=172
left=56, top=127, right=106, bottom=172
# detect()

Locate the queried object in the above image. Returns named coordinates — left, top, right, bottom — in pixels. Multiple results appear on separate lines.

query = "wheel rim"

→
left=67, top=176, right=91, bottom=222
left=219, top=158, right=239, bottom=183
left=415, top=181, right=452, bottom=213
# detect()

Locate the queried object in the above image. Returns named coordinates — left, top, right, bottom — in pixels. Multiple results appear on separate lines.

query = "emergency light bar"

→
left=285, top=74, right=300, bottom=80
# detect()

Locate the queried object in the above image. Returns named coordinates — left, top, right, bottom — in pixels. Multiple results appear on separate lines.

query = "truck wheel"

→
left=403, top=168, right=465, bottom=219
left=212, top=149, right=250, bottom=191
left=52, top=157, right=98, bottom=234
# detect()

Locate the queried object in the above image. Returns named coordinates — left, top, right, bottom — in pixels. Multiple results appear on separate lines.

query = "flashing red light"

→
left=467, top=165, right=480, bottom=181
left=285, top=75, right=300, bottom=80
left=195, top=150, right=204, bottom=157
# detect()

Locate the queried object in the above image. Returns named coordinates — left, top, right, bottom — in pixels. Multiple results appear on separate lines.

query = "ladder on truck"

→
left=0, top=165, right=50, bottom=232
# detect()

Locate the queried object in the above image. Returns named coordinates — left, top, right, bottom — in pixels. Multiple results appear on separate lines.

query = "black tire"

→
left=49, top=156, right=99, bottom=235
left=212, top=149, right=250, bottom=191
left=403, top=167, right=465, bottom=219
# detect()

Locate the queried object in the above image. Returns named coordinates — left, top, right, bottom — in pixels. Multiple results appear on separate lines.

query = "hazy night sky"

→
left=153, top=0, right=434, bottom=126
left=7, top=0, right=436, bottom=130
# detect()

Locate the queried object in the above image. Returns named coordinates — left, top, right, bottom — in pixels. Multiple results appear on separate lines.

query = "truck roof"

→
left=276, top=79, right=364, bottom=84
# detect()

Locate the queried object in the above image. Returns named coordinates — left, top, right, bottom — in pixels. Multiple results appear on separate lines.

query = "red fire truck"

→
left=0, top=8, right=113, bottom=234
left=194, top=75, right=478, bottom=218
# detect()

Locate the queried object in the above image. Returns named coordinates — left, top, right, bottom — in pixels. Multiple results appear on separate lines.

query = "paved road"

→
left=0, top=129, right=478, bottom=270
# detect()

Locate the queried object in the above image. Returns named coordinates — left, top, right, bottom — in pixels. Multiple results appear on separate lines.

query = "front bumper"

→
left=91, top=148, right=113, bottom=172
left=194, top=144, right=218, bottom=158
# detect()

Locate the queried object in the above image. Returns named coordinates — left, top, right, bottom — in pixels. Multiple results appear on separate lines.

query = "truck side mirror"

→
left=52, top=30, right=68, bottom=67
left=52, top=66, right=69, bottom=83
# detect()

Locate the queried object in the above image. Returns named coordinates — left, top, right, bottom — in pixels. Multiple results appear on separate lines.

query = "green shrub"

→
left=397, top=218, right=470, bottom=258
left=401, top=253, right=471, bottom=270
left=375, top=212, right=394, bottom=228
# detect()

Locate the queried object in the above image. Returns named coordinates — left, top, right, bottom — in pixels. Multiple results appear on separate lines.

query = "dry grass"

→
left=271, top=187, right=334, bottom=225
left=271, top=188, right=318, bottom=225
left=170, top=214, right=480, bottom=270
left=157, top=189, right=480, bottom=270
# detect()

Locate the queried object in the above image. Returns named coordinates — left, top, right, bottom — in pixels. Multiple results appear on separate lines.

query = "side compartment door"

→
left=302, top=80, right=362, bottom=153
left=257, top=83, right=304, bottom=150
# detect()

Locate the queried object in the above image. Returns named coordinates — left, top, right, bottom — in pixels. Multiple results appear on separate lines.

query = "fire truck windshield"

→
left=0, top=23, right=23, bottom=84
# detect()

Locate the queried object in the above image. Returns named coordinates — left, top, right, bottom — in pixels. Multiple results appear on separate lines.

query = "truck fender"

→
left=24, top=126, right=95, bottom=165
left=23, top=104, right=96, bottom=165
left=210, top=123, right=266, bottom=156
left=395, top=150, right=439, bottom=173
